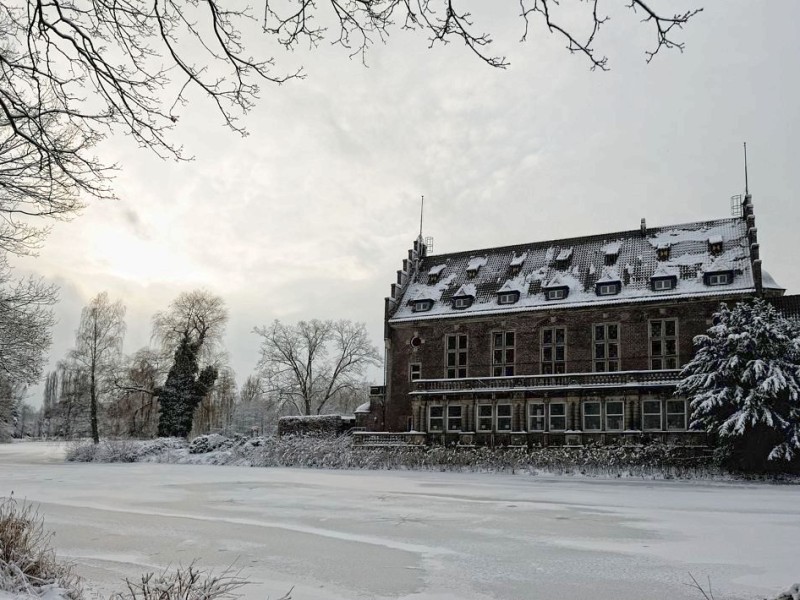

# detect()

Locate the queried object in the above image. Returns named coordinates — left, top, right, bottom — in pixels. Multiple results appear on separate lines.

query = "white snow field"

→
left=1, top=442, right=797, bottom=600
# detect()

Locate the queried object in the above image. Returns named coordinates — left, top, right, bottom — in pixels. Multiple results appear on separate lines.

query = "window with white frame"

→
left=413, top=300, right=433, bottom=312
left=496, top=404, right=512, bottom=431
left=606, top=400, right=624, bottom=431
left=597, top=283, right=619, bottom=296
left=593, top=323, right=620, bottom=372
left=492, top=331, right=515, bottom=376
left=428, top=406, right=444, bottom=432
left=476, top=404, right=493, bottom=432
left=409, top=363, right=421, bottom=382
left=650, top=319, right=678, bottom=370
left=528, top=403, right=545, bottom=431
left=666, top=399, right=687, bottom=430
left=541, top=327, right=566, bottom=374
left=498, top=292, right=519, bottom=305
left=453, top=297, right=472, bottom=309
left=445, top=334, right=468, bottom=378
left=447, top=405, right=463, bottom=431
left=707, top=273, right=731, bottom=286
left=652, top=278, right=675, bottom=291
left=642, top=399, right=662, bottom=430
left=549, top=402, right=566, bottom=431
left=546, top=288, right=566, bottom=300
left=583, top=401, right=601, bottom=430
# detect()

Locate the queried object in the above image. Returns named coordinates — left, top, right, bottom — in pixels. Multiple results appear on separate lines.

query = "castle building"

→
left=359, top=195, right=792, bottom=447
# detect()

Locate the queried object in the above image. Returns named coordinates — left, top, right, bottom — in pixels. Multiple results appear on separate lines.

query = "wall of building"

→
left=381, top=295, right=750, bottom=431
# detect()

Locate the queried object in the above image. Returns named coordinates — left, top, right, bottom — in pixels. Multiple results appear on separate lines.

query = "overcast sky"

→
left=12, top=1, right=800, bottom=405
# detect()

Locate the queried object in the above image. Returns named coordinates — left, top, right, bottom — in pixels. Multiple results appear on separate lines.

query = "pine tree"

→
left=677, top=299, right=800, bottom=471
left=156, top=335, right=218, bottom=438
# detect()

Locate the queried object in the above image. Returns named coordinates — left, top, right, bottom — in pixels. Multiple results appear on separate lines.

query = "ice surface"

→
left=1, top=442, right=798, bottom=600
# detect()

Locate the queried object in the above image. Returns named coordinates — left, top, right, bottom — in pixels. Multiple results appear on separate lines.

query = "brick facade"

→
left=370, top=201, right=787, bottom=446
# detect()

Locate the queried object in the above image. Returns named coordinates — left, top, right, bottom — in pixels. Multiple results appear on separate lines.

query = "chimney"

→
left=753, top=259, right=763, bottom=295
left=640, top=218, right=647, bottom=237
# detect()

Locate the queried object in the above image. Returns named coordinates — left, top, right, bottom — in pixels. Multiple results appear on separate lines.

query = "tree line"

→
left=1, top=289, right=380, bottom=443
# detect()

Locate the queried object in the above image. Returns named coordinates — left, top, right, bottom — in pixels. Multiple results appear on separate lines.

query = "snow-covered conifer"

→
left=677, top=299, right=800, bottom=470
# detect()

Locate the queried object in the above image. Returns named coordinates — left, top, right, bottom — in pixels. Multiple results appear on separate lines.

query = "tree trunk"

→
left=90, top=370, right=99, bottom=444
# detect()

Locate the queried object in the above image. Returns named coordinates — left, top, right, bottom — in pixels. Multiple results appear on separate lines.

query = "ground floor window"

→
left=642, top=399, right=662, bottom=430
left=666, top=399, right=687, bottom=430
left=529, top=403, right=545, bottom=431
left=605, top=400, right=624, bottom=431
left=476, top=404, right=493, bottom=431
left=447, top=405, right=463, bottom=431
left=549, top=402, right=566, bottom=431
left=583, top=401, right=601, bottom=430
left=428, top=406, right=444, bottom=432
left=497, top=404, right=512, bottom=431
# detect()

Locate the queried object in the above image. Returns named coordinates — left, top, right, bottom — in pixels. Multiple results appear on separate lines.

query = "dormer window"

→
left=603, top=242, right=621, bottom=266
left=656, top=244, right=671, bottom=261
left=413, top=299, right=434, bottom=312
left=651, top=276, right=677, bottom=291
left=596, top=282, right=621, bottom=296
left=706, top=272, right=732, bottom=286
left=466, top=256, right=487, bottom=279
left=497, top=292, right=520, bottom=305
left=545, top=288, right=568, bottom=301
left=452, top=296, right=473, bottom=310
left=555, top=247, right=573, bottom=269
left=427, top=264, right=446, bottom=284
left=708, top=235, right=723, bottom=255
left=509, top=252, right=526, bottom=275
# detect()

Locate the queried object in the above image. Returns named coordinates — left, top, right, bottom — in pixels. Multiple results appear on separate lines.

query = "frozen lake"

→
left=1, top=442, right=797, bottom=600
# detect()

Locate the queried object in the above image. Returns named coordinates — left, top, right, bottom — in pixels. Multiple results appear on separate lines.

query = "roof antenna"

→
left=743, top=142, right=749, bottom=196
left=419, top=195, right=424, bottom=239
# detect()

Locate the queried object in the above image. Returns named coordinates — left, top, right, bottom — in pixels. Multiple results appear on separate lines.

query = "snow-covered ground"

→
left=1, top=442, right=797, bottom=600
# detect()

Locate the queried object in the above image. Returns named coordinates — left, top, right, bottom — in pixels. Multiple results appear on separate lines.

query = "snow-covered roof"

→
left=510, top=252, right=527, bottom=267
left=355, top=401, right=371, bottom=414
left=428, top=264, right=446, bottom=277
left=453, top=283, right=477, bottom=298
left=389, top=217, right=759, bottom=322
left=556, top=247, right=573, bottom=262
left=466, top=256, right=487, bottom=271
left=761, top=269, right=785, bottom=291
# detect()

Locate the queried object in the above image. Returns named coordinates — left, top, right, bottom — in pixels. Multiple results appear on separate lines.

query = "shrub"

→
left=0, top=496, right=82, bottom=600
left=110, top=565, right=262, bottom=600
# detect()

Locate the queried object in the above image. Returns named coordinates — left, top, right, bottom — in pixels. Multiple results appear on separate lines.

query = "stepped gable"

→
left=390, top=217, right=759, bottom=322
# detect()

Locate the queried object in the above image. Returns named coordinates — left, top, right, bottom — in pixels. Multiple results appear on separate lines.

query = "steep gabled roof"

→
left=389, top=217, right=760, bottom=323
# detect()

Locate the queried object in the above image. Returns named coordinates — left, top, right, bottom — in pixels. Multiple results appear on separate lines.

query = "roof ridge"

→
left=423, top=216, right=741, bottom=261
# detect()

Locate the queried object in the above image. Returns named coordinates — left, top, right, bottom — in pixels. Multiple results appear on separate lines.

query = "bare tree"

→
left=153, top=290, right=228, bottom=365
left=0, top=254, right=57, bottom=385
left=108, top=347, right=169, bottom=437
left=192, top=366, right=237, bottom=436
left=254, top=319, right=381, bottom=416
left=0, top=0, right=702, bottom=252
left=70, top=291, right=126, bottom=443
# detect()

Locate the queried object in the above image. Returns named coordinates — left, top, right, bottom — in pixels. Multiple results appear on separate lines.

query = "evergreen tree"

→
left=156, top=335, right=218, bottom=438
left=677, top=299, right=800, bottom=471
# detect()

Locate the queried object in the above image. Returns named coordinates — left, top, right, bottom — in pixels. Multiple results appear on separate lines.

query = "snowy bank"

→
left=63, top=434, right=750, bottom=479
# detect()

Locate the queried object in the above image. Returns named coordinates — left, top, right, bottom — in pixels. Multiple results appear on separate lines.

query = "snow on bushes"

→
left=277, top=415, right=345, bottom=437
left=188, top=434, right=235, bottom=454
left=0, top=496, right=82, bottom=600
left=67, top=434, right=723, bottom=478
left=66, top=438, right=186, bottom=463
